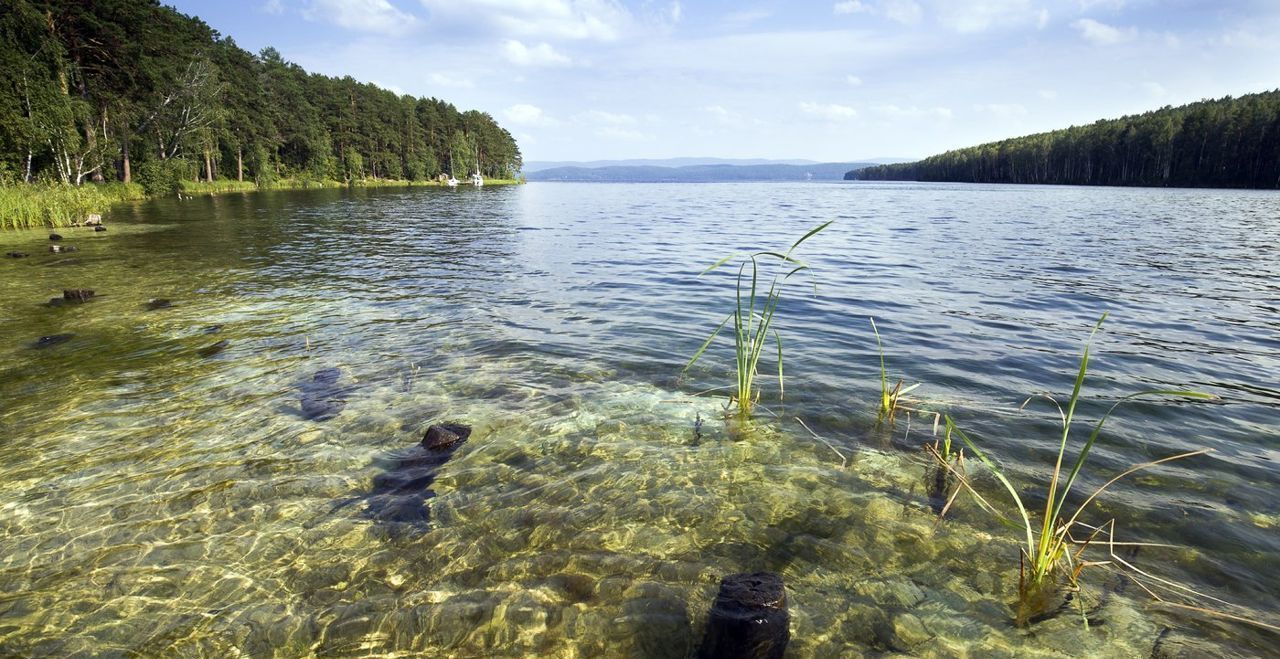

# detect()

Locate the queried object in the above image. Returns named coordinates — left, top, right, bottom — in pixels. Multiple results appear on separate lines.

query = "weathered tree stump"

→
left=84, top=214, right=102, bottom=226
left=698, top=572, right=789, bottom=659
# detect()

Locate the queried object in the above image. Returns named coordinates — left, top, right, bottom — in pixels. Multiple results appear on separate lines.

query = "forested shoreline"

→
left=852, top=91, right=1280, bottom=189
left=0, top=0, right=522, bottom=199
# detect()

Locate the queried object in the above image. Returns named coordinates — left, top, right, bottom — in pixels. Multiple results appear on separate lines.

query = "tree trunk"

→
left=122, top=138, right=131, bottom=183
left=237, top=146, right=243, bottom=182
left=204, top=147, right=213, bottom=183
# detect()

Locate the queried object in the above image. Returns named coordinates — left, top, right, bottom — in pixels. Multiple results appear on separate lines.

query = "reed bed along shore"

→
left=0, top=183, right=144, bottom=230
left=1, top=178, right=523, bottom=229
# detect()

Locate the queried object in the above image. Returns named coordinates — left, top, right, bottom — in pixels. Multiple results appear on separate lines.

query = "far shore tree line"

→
left=853, top=90, right=1280, bottom=189
left=0, top=0, right=523, bottom=195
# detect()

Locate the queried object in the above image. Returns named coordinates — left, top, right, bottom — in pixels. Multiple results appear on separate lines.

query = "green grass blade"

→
left=948, top=417, right=1036, bottom=557
left=699, top=253, right=739, bottom=276
left=786, top=220, right=833, bottom=256
left=774, top=329, right=784, bottom=400
left=682, top=313, right=732, bottom=374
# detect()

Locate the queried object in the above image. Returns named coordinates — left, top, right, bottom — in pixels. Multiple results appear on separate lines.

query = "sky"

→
left=167, top=0, right=1280, bottom=162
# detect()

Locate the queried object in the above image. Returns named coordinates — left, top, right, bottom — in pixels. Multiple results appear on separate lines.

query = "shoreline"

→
left=0, top=178, right=524, bottom=230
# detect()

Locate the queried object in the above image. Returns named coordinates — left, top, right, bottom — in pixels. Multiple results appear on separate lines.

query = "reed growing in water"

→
left=0, top=183, right=144, bottom=229
left=683, top=221, right=831, bottom=418
left=937, top=314, right=1214, bottom=625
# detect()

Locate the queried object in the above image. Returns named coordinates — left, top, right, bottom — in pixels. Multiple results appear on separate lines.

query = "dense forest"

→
left=0, top=0, right=521, bottom=193
left=853, top=91, right=1280, bottom=189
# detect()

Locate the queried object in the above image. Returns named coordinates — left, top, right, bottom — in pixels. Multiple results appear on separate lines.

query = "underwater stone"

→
left=697, top=572, right=789, bottom=659
left=423, top=423, right=472, bottom=450
left=1151, top=629, right=1231, bottom=659
left=6, top=251, right=28, bottom=258
left=31, top=333, right=74, bottom=349
left=94, top=225, right=107, bottom=232
left=887, top=612, right=932, bottom=650
left=299, top=367, right=350, bottom=421
left=63, top=289, right=95, bottom=302
left=48, top=244, right=78, bottom=253
left=358, top=421, right=472, bottom=528
left=197, top=339, right=230, bottom=357
left=145, top=298, right=172, bottom=310
left=49, top=234, right=62, bottom=241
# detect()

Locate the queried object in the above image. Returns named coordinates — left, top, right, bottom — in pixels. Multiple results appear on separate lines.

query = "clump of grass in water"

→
left=938, top=313, right=1215, bottom=626
left=682, top=221, right=831, bottom=418
left=870, top=317, right=921, bottom=424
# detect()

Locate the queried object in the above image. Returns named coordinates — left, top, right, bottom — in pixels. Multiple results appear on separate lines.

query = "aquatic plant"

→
left=683, top=221, right=831, bottom=417
left=871, top=317, right=921, bottom=424
left=0, top=183, right=143, bottom=229
left=939, top=314, right=1214, bottom=625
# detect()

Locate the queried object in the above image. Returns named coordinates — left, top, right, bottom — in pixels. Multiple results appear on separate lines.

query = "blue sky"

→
left=168, top=0, right=1280, bottom=162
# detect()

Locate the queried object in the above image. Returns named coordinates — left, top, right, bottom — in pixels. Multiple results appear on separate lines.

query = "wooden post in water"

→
left=697, top=572, right=789, bottom=659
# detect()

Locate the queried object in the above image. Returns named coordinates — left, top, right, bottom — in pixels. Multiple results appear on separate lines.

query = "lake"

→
left=0, top=181, right=1276, bottom=656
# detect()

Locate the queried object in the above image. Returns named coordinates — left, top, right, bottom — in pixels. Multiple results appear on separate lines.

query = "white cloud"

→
left=1071, top=18, right=1134, bottom=45
left=1037, top=8, right=1049, bottom=29
left=872, top=104, right=952, bottom=119
left=503, top=40, right=572, bottom=67
left=1038, top=89, right=1058, bottom=100
left=846, top=74, right=864, bottom=86
left=262, top=0, right=285, bottom=15
left=427, top=72, right=474, bottom=89
left=834, top=0, right=921, bottom=25
left=305, top=0, right=419, bottom=35
left=799, top=101, right=859, bottom=121
left=576, top=109, right=639, bottom=125
left=1142, top=81, right=1166, bottom=96
left=372, top=80, right=406, bottom=95
left=935, top=0, right=1036, bottom=33
left=724, top=8, right=773, bottom=25
left=973, top=103, right=1027, bottom=117
left=420, top=0, right=633, bottom=41
left=504, top=104, right=556, bottom=126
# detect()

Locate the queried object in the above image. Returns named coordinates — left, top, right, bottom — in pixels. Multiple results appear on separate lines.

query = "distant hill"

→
left=523, top=157, right=819, bottom=172
left=527, top=162, right=879, bottom=182
left=851, top=90, right=1280, bottom=189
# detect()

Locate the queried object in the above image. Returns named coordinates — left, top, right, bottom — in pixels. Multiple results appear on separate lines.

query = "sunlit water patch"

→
left=0, top=183, right=1277, bottom=656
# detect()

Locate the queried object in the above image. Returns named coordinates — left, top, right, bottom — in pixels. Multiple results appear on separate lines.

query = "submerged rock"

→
left=201, top=324, right=223, bottom=334
left=94, top=225, right=107, bottom=232
left=697, top=572, right=789, bottom=659
left=31, top=333, right=74, bottom=349
left=63, top=289, right=95, bottom=302
left=145, top=298, right=172, bottom=310
left=49, top=233, right=63, bottom=241
left=6, top=251, right=28, bottom=258
left=48, top=245, right=78, bottom=254
left=298, top=367, right=353, bottom=421
left=358, top=422, right=473, bottom=529
left=197, top=339, right=230, bottom=357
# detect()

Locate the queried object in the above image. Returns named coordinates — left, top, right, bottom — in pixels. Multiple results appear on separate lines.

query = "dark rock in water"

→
left=63, top=289, right=95, bottom=302
left=201, top=324, right=223, bottom=334
left=299, top=367, right=352, bottom=421
left=49, top=233, right=63, bottom=241
left=49, top=245, right=78, bottom=253
left=145, top=298, right=172, bottom=310
left=197, top=339, right=230, bottom=357
left=6, top=251, right=28, bottom=258
left=358, top=421, right=473, bottom=529
left=31, top=333, right=74, bottom=349
left=423, top=423, right=472, bottom=450
left=698, top=573, right=789, bottom=659
left=94, top=225, right=107, bottom=232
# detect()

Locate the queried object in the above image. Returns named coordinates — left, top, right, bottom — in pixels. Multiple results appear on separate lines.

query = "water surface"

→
left=0, top=182, right=1277, bottom=656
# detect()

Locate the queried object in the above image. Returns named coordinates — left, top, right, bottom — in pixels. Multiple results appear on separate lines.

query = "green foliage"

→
left=871, top=318, right=921, bottom=424
left=0, top=182, right=142, bottom=229
left=684, top=222, right=831, bottom=417
left=135, top=159, right=187, bottom=197
left=856, top=90, right=1280, bottom=189
left=940, top=315, right=1214, bottom=625
left=0, top=0, right=522, bottom=202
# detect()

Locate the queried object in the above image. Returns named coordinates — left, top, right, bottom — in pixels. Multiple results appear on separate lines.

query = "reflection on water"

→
left=0, top=182, right=1277, bottom=656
